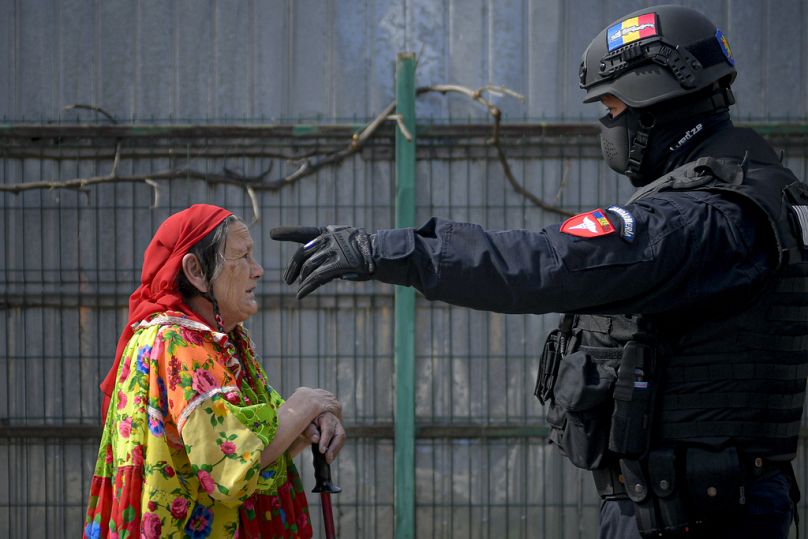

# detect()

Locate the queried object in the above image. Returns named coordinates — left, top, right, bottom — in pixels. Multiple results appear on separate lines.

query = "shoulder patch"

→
left=606, top=206, right=636, bottom=242
left=560, top=209, right=616, bottom=238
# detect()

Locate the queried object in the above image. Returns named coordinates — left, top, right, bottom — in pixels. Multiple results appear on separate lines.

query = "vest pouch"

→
left=535, top=328, right=564, bottom=405
left=619, top=459, right=662, bottom=537
left=553, top=351, right=617, bottom=470
left=609, top=341, right=656, bottom=458
left=685, top=447, right=745, bottom=518
left=648, top=449, right=689, bottom=534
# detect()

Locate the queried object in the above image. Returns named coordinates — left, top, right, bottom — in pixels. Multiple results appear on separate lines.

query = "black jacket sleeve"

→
left=371, top=190, right=776, bottom=315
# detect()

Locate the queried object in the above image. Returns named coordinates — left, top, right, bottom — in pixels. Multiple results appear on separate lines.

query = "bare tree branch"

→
left=0, top=142, right=274, bottom=222
left=418, top=84, right=574, bottom=217
left=63, top=104, right=118, bottom=124
left=6, top=85, right=575, bottom=217
left=387, top=114, right=413, bottom=142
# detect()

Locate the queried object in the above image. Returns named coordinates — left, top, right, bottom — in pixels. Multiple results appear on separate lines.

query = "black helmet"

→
left=579, top=4, right=736, bottom=108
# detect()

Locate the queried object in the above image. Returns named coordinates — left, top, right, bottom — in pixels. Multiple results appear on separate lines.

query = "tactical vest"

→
left=537, top=156, right=808, bottom=469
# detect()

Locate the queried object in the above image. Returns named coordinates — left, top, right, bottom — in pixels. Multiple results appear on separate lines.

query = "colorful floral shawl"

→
left=83, top=312, right=312, bottom=538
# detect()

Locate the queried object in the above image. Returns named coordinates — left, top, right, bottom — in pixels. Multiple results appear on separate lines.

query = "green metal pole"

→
left=394, top=51, right=416, bottom=539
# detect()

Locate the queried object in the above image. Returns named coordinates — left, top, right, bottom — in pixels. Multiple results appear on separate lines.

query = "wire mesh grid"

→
left=2, top=126, right=808, bottom=538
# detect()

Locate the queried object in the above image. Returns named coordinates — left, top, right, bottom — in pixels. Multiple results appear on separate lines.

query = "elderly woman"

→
left=83, top=204, right=344, bottom=539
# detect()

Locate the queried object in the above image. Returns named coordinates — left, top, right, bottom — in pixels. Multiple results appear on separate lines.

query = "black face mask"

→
left=598, top=108, right=657, bottom=187
left=598, top=109, right=632, bottom=175
left=599, top=105, right=730, bottom=187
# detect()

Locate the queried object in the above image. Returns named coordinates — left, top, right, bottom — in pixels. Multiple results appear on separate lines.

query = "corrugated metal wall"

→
left=3, top=0, right=807, bottom=123
left=2, top=1, right=808, bottom=538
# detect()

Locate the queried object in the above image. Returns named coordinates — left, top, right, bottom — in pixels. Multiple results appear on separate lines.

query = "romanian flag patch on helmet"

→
left=607, top=13, right=658, bottom=51
left=560, top=209, right=616, bottom=238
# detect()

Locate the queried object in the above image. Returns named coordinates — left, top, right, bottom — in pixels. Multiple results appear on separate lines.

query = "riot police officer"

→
left=272, top=5, right=808, bottom=538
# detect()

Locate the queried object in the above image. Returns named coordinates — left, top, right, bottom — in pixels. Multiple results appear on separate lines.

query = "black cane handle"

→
left=311, top=443, right=342, bottom=494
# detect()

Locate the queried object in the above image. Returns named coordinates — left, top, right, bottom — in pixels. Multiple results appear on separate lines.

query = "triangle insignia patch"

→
left=560, top=208, right=616, bottom=238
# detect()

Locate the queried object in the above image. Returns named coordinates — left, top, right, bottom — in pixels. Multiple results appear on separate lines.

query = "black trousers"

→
left=599, top=469, right=795, bottom=539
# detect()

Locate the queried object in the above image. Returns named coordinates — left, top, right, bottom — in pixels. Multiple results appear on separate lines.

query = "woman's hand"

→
left=287, top=422, right=322, bottom=457
left=287, top=413, right=346, bottom=463
left=311, top=412, right=346, bottom=464
left=290, top=387, right=343, bottom=420
left=260, top=387, right=343, bottom=467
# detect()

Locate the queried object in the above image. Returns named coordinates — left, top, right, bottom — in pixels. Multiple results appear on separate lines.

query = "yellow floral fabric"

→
left=83, top=312, right=312, bottom=539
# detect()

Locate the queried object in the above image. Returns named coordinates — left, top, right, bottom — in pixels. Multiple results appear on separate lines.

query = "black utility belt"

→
left=594, top=449, right=787, bottom=499
left=593, top=447, right=793, bottom=537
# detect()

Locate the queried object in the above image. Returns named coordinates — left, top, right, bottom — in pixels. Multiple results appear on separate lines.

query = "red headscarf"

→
left=100, top=204, right=233, bottom=422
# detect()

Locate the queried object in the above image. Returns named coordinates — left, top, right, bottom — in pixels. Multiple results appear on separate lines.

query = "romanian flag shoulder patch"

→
left=607, top=13, right=658, bottom=51
left=560, top=209, right=616, bottom=238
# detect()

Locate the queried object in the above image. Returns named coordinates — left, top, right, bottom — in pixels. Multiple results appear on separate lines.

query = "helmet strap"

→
left=625, top=85, right=734, bottom=183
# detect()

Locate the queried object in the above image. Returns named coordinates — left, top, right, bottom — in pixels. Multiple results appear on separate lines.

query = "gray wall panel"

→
left=526, top=0, right=563, bottom=118
left=136, top=0, right=174, bottom=119
left=58, top=0, right=96, bottom=115
left=289, top=0, right=331, bottom=119
left=17, top=0, right=57, bottom=119
left=763, top=0, right=802, bottom=120
left=253, top=0, right=289, bottom=121
left=446, top=0, right=486, bottom=118
left=97, top=0, right=137, bottom=120
left=175, top=0, right=215, bottom=120
left=487, top=0, right=527, bottom=119
left=213, top=0, right=252, bottom=119
left=334, top=0, right=372, bottom=119
left=4, top=0, right=808, bottom=122
left=0, top=1, right=14, bottom=117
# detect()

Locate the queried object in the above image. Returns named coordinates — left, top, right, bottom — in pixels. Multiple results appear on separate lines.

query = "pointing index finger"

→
left=269, top=226, right=324, bottom=243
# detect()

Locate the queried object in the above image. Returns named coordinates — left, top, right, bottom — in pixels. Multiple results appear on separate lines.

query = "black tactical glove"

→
left=270, top=225, right=376, bottom=299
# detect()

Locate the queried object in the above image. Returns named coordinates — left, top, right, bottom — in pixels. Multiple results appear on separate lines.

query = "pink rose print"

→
left=149, top=335, right=164, bottom=360
left=243, top=497, right=255, bottom=511
left=197, top=470, right=216, bottom=494
left=147, top=501, right=157, bottom=512
left=141, top=512, right=162, bottom=539
left=118, top=359, right=131, bottom=383
left=220, top=441, right=237, bottom=455
left=117, top=391, right=127, bottom=410
left=118, top=417, right=132, bottom=438
left=131, top=445, right=144, bottom=466
left=104, top=445, right=114, bottom=464
left=164, top=465, right=175, bottom=478
left=170, top=497, right=190, bottom=520
left=224, top=392, right=240, bottom=404
left=181, top=326, right=205, bottom=346
left=191, top=370, right=217, bottom=395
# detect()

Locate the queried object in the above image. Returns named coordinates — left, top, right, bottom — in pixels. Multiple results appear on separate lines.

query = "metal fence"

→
left=3, top=121, right=808, bottom=539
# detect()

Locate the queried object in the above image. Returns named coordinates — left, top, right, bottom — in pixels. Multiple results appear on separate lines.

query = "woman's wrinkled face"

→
left=211, top=221, right=264, bottom=329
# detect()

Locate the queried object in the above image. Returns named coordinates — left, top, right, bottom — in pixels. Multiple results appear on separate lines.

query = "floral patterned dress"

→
left=83, top=312, right=313, bottom=539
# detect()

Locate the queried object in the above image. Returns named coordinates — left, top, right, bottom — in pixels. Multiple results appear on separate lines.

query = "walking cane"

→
left=311, top=443, right=341, bottom=539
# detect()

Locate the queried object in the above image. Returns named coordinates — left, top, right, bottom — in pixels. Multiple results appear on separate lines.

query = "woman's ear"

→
left=181, top=253, right=209, bottom=293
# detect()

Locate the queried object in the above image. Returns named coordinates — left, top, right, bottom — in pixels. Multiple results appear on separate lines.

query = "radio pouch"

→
left=609, top=341, right=657, bottom=458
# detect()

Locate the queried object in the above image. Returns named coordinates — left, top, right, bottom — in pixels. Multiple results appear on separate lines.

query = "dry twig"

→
left=0, top=142, right=273, bottom=223
left=63, top=103, right=118, bottom=124
left=419, top=84, right=573, bottom=217
left=4, top=86, right=575, bottom=218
